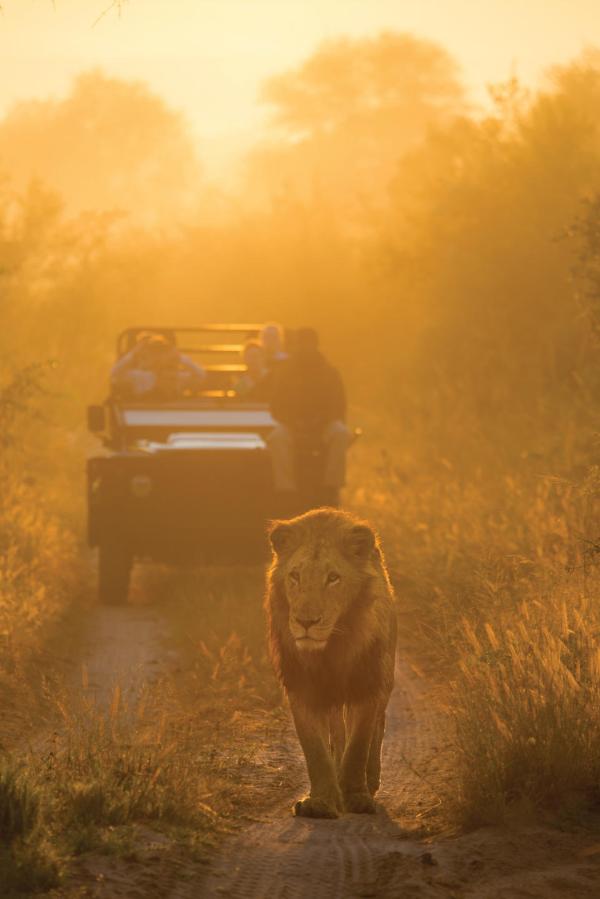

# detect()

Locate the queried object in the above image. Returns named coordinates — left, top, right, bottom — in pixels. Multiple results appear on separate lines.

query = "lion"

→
left=265, top=507, right=397, bottom=819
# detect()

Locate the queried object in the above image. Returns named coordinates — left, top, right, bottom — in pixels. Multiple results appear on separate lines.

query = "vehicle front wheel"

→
left=97, top=541, right=132, bottom=605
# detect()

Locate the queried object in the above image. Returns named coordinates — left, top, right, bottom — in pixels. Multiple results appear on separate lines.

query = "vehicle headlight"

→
left=130, top=474, right=153, bottom=498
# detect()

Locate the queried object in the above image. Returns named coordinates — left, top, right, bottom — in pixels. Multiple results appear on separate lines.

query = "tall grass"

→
left=349, top=408, right=600, bottom=826
left=0, top=567, right=290, bottom=891
left=51, top=565, right=286, bottom=840
left=48, top=680, right=224, bottom=839
left=0, top=671, right=230, bottom=892
left=0, top=479, right=78, bottom=653
left=150, top=565, right=281, bottom=707
left=0, top=758, right=59, bottom=895
left=352, top=440, right=581, bottom=658
left=450, top=588, right=600, bottom=824
left=141, top=431, right=600, bottom=831
left=0, top=364, right=80, bottom=665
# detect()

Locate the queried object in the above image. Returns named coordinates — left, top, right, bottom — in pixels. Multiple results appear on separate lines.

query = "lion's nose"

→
left=296, top=616, right=322, bottom=630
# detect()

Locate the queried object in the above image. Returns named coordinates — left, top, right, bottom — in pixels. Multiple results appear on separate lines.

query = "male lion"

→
left=265, top=508, right=397, bottom=818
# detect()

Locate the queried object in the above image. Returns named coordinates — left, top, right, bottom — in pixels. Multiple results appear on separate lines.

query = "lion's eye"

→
left=326, top=572, right=340, bottom=585
left=289, top=570, right=300, bottom=585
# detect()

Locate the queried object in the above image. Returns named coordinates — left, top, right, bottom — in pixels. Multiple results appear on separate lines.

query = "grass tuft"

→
left=0, top=758, right=40, bottom=841
left=449, top=588, right=600, bottom=825
left=0, top=757, right=59, bottom=895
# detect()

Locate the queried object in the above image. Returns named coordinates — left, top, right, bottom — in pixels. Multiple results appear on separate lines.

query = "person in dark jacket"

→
left=268, top=327, right=351, bottom=504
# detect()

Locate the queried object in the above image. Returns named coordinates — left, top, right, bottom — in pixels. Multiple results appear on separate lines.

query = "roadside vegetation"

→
left=0, top=568, right=290, bottom=895
left=4, top=31, right=600, bottom=893
left=351, top=426, right=600, bottom=825
left=0, top=758, right=60, bottom=895
left=0, top=364, right=80, bottom=653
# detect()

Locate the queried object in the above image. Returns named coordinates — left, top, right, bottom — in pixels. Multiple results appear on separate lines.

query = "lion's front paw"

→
left=293, top=796, right=339, bottom=819
left=367, top=776, right=380, bottom=797
left=344, top=791, right=377, bottom=814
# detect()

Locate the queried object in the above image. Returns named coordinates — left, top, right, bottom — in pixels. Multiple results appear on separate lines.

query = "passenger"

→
left=260, top=322, right=288, bottom=369
left=235, top=340, right=271, bottom=401
left=268, top=327, right=352, bottom=506
left=111, top=333, right=205, bottom=399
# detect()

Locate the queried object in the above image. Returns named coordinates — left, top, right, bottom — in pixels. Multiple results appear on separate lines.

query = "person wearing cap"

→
left=268, top=328, right=351, bottom=508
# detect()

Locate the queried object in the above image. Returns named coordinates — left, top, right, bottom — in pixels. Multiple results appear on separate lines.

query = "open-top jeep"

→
left=87, top=325, right=345, bottom=604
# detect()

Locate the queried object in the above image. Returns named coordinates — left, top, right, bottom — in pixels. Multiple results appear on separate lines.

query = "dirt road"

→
left=59, top=598, right=600, bottom=899
left=196, top=656, right=444, bottom=899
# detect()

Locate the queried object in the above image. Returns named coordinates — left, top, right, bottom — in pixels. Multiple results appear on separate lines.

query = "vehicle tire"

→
left=98, top=541, right=132, bottom=605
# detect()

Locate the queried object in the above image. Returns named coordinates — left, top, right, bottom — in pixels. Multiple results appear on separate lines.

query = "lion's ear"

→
left=344, top=523, right=376, bottom=560
left=268, top=520, right=296, bottom=555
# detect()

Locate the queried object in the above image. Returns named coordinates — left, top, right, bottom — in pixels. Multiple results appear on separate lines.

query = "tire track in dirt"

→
left=193, top=659, right=448, bottom=899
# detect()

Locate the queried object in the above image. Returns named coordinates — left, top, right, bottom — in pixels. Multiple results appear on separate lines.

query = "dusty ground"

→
left=23, top=590, right=600, bottom=899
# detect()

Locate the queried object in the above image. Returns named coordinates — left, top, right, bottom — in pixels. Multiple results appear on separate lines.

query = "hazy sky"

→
left=2, top=0, right=600, bottom=176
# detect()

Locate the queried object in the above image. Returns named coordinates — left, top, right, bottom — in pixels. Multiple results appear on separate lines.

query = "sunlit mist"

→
left=2, top=0, right=600, bottom=180
left=3, top=2, right=600, bottom=893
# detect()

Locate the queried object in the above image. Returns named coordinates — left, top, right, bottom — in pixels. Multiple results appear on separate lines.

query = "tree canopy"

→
left=0, top=70, right=202, bottom=225
left=262, top=32, right=465, bottom=137
left=248, top=33, right=466, bottom=216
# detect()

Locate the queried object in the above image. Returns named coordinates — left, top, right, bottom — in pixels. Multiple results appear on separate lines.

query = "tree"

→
left=377, top=54, right=600, bottom=415
left=262, top=31, right=464, bottom=137
left=0, top=70, right=202, bottom=226
left=246, top=33, right=465, bottom=217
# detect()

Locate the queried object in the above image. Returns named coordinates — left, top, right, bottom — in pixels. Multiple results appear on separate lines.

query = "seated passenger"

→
left=111, top=333, right=205, bottom=399
left=235, top=340, right=272, bottom=401
left=268, top=327, right=352, bottom=507
left=261, top=322, right=288, bottom=370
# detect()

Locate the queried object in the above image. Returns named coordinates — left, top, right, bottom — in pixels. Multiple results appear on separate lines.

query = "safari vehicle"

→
left=86, top=324, right=345, bottom=605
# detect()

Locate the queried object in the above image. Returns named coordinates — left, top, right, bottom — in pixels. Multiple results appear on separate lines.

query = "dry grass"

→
left=0, top=675, right=227, bottom=893
left=0, top=364, right=83, bottom=668
left=0, top=566, right=290, bottom=893
left=349, top=411, right=600, bottom=827
left=450, top=586, right=600, bottom=824
left=51, top=683, right=220, bottom=832
left=0, top=758, right=60, bottom=896
left=149, top=565, right=280, bottom=706
left=0, top=478, right=79, bottom=655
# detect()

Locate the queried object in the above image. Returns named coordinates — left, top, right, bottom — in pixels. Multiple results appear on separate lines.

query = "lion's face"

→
left=269, top=511, right=376, bottom=653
